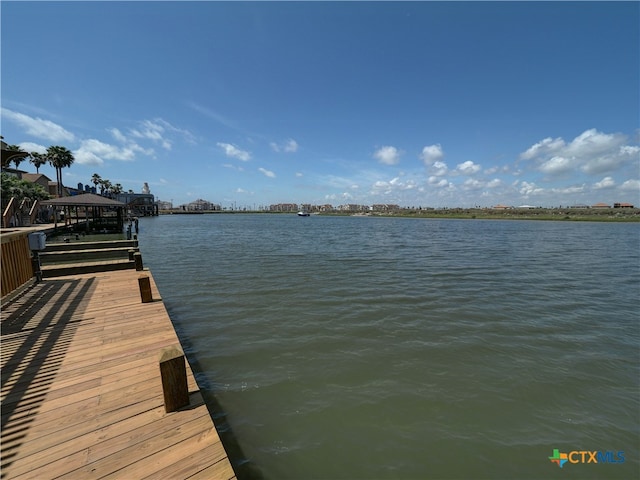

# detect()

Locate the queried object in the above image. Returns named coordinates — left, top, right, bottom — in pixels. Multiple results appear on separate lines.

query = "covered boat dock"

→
left=41, top=193, right=126, bottom=233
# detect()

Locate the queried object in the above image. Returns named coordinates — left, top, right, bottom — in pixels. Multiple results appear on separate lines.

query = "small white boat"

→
left=297, top=211, right=310, bottom=216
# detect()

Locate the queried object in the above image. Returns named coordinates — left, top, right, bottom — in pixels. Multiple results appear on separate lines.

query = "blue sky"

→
left=2, top=1, right=639, bottom=209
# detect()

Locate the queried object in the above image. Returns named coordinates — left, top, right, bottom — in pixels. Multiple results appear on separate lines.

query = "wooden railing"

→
left=29, top=199, right=40, bottom=225
left=2, top=197, right=39, bottom=228
left=2, top=197, right=17, bottom=228
left=1, top=230, right=34, bottom=298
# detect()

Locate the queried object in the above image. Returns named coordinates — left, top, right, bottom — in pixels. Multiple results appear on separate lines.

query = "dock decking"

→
left=1, top=269, right=236, bottom=479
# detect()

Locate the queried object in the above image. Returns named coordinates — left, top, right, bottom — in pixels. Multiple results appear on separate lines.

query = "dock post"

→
left=159, top=345, right=190, bottom=413
left=134, top=252, right=144, bottom=271
left=138, top=275, right=153, bottom=303
left=128, top=249, right=136, bottom=261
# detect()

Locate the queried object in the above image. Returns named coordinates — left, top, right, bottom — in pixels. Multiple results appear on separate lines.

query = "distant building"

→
left=7, top=169, right=68, bottom=197
left=318, top=204, right=335, bottom=212
left=114, top=191, right=157, bottom=216
left=492, top=204, right=510, bottom=210
left=337, top=204, right=368, bottom=212
left=184, top=199, right=221, bottom=211
left=22, top=173, right=57, bottom=196
left=372, top=204, right=400, bottom=212
left=1, top=166, right=26, bottom=178
left=270, top=203, right=298, bottom=212
left=613, top=202, right=634, bottom=208
left=591, top=202, right=611, bottom=209
left=156, top=200, right=173, bottom=210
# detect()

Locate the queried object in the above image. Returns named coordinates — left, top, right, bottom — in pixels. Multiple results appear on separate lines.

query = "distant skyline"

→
left=2, top=1, right=638, bottom=208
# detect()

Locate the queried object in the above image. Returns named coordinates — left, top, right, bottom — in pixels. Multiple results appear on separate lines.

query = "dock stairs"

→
left=38, top=240, right=140, bottom=278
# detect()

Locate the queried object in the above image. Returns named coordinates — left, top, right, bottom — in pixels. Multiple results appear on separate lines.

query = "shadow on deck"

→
left=0, top=277, right=96, bottom=474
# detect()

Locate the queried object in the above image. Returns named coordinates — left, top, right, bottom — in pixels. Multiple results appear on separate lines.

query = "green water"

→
left=138, top=215, right=639, bottom=479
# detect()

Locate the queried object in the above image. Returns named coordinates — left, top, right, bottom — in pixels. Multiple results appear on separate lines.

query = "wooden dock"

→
left=1, top=269, right=236, bottom=479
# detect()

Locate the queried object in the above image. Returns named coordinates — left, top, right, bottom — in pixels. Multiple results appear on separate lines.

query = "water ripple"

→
left=140, top=215, right=639, bottom=480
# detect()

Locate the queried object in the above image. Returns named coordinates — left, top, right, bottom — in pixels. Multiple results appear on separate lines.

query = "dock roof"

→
left=41, top=193, right=125, bottom=207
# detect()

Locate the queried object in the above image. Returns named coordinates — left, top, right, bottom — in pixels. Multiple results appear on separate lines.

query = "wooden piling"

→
left=159, top=345, right=190, bottom=413
left=138, top=275, right=153, bottom=303
left=1, top=269, right=236, bottom=479
left=134, top=252, right=143, bottom=271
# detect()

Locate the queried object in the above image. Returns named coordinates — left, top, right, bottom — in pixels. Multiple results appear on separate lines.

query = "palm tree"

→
left=102, top=179, right=113, bottom=197
left=6, top=144, right=28, bottom=169
left=46, top=146, right=74, bottom=197
left=112, top=183, right=123, bottom=195
left=30, top=152, right=47, bottom=173
left=91, top=173, right=102, bottom=192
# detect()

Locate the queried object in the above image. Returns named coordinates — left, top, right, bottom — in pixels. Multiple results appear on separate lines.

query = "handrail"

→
left=29, top=199, right=40, bottom=225
left=1, top=230, right=34, bottom=299
left=2, top=197, right=17, bottom=228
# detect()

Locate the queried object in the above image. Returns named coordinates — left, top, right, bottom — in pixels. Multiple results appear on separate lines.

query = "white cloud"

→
left=519, top=181, right=544, bottom=197
left=1, top=108, right=75, bottom=143
left=188, top=102, right=238, bottom=130
left=486, top=178, right=502, bottom=188
left=456, top=160, right=481, bottom=175
left=428, top=176, right=450, bottom=188
left=73, top=138, right=151, bottom=166
left=129, top=118, right=194, bottom=150
left=564, top=128, right=625, bottom=158
left=285, top=139, right=299, bottom=153
left=519, top=136, right=565, bottom=160
left=539, top=156, right=573, bottom=174
left=369, top=176, right=418, bottom=196
left=130, top=119, right=172, bottom=150
left=374, top=146, right=402, bottom=165
left=581, top=152, right=632, bottom=175
left=258, top=167, right=276, bottom=178
left=619, top=179, right=640, bottom=191
left=74, top=149, right=103, bottom=166
left=593, top=176, right=615, bottom=189
left=420, top=144, right=444, bottom=166
left=521, top=128, right=638, bottom=177
left=271, top=138, right=299, bottom=153
left=431, top=161, right=448, bottom=177
left=223, top=163, right=245, bottom=171
left=18, top=142, right=47, bottom=154
left=463, top=178, right=483, bottom=189
left=620, top=145, right=640, bottom=156
left=109, top=128, right=128, bottom=143
left=553, top=184, right=586, bottom=195
left=217, top=142, right=251, bottom=161
left=371, top=180, right=391, bottom=194
left=295, top=172, right=303, bottom=177
left=80, top=139, right=134, bottom=160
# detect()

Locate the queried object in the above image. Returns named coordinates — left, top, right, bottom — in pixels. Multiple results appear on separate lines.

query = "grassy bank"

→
left=341, top=208, right=640, bottom=222
left=159, top=208, right=640, bottom=222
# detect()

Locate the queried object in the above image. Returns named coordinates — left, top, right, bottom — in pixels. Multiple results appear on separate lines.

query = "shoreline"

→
left=157, top=208, right=640, bottom=222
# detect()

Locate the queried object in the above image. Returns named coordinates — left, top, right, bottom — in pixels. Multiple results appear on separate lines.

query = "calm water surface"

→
left=138, top=215, right=639, bottom=479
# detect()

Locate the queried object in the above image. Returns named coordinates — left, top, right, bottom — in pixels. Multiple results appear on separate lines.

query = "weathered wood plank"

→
left=1, top=269, right=236, bottom=480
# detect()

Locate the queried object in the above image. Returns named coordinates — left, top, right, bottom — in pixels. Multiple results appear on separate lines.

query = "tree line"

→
left=2, top=143, right=74, bottom=198
left=2, top=140, right=133, bottom=197
left=90, top=173, right=129, bottom=197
